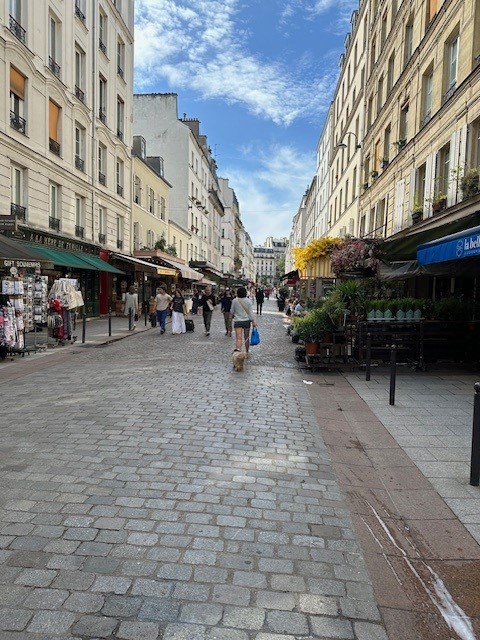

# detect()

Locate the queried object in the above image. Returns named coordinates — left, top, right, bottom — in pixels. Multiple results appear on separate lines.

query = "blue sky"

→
left=133, top=0, right=358, bottom=245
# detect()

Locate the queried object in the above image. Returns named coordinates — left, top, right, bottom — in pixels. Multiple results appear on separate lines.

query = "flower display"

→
left=293, top=237, right=343, bottom=270
left=329, top=237, right=383, bottom=275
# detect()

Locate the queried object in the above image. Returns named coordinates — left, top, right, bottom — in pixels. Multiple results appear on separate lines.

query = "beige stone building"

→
left=2, top=0, right=134, bottom=314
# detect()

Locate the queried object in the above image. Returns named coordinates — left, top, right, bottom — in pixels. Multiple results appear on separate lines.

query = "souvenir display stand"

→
left=0, top=277, right=25, bottom=358
left=47, top=278, right=83, bottom=346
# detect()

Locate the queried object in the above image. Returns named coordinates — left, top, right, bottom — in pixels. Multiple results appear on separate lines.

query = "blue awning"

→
left=417, top=225, right=480, bottom=265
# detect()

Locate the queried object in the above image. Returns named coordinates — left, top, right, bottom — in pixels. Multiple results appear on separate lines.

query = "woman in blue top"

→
left=230, top=286, right=257, bottom=354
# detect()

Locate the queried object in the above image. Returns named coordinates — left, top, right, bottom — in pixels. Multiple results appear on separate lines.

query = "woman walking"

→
left=231, top=286, right=256, bottom=354
left=171, top=289, right=186, bottom=334
left=123, top=286, right=139, bottom=328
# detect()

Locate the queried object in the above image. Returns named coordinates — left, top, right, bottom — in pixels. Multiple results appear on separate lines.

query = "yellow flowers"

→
left=292, top=237, right=343, bottom=270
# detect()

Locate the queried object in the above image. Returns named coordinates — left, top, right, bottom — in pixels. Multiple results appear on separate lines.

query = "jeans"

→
left=223, top=312, right=233, bottom=334
left=203, top=310, right=212, bottom=332
left=157, top=308, right=169, bottom=331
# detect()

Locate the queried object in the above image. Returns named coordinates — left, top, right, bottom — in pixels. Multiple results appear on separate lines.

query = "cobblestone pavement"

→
left=0, top=299, right=388, bottom=640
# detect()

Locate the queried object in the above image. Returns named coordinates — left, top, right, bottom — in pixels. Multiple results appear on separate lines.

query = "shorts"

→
left=234, top=320, right=251, bottom=329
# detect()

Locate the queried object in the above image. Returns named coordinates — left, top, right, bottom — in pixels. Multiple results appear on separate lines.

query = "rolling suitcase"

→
left=185, top=318, right=194, bottom=332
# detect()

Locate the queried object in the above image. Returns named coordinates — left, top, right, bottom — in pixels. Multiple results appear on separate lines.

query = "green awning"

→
left=21, top=243, right=124, bottom=273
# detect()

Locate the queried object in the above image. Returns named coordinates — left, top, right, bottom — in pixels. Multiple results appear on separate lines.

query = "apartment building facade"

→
left=2, top=0, right=134, bottom=314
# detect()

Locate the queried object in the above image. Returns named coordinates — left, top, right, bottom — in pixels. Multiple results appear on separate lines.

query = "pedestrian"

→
left=123, top=286, right=138, bottom=327
left=171, top=288, right=186, bottom=334
left=220, top=288, right=233, bottom=336
left=294, top=299, right=306, bottom=316
left=255, top=288, right=265, bottom=315
left=191, top=288, right=199, bottom=314
left=231, top=286, right=257, bottom=354
left=155, top=286, right=172, bottom=335
left=198, top=286, right=216, bottom=336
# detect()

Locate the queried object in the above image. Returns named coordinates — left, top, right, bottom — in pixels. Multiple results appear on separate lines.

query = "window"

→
left=75, top=195, right=85, bottom=238
left=370, top=37, right=376, bottom=71
left=377, top=75, right=383, bottom=114
left=116, top=96, right=124, bottom=140
left=75, top=0, right=86, bottom=23
left=381, top=12, right=388, bottom=49
left=472, top=119, right=480, bottom=167
left=422, top=68, right=433, bottom=124
left=99, top=76, right=107, bottom=123
left=148, top=187, right=154, bottom=214
left=116, top=216, right=123, bottom=249
left=427, top=0, right=438, bottom=23
left=117, top=39, right=125, bottom=78
left=48, top=99, right=61, bottom=155
left=75, top=124, right=85, bottom=171
left=98, top=143, right=106, bottom=184
left=367, top=95, right=373, bottom=130
left=383, top=124, right=391, bottom=160
left=375, top=199, right=386, bottom=236
left=133, top=175, right=141, bottom=205
left=11, top=165, right=26, bottom=220
left=98, top=206, right=106, bottom=243
left=446, top=35, right=459, bottom=93
left=404, top=21, right=413, bottom=68
left=133, top=222, right=140, bottom=251
left=49, top=182, right=60, bottom=229
left=352, top=167, right=357, bottom=198
left=116, top=158, right=124, bottom=197
left=99, top=10, right=107, bottom=54
left=48, top=15, right=61, bottom=77
left=437, top=143, right=450, bottom=194
left=416, top=163, right=426, bottom=206
left=9, top=0, right=26, bottom=43
left=160, top=196, right=165, bottom=220
left=387, top=54, right=395, bottom=94
left=10, top=66, right=26, bottom=134
left=75, top=46, right=85, bottom=102
left=399, top=103, right=409, bottom=143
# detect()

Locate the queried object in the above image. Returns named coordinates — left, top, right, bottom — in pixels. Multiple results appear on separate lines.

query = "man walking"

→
left=155, top=286, right=172, bottom=335
left=220, top=289, right=233, bottom=336
left=198, top=286, right=216, bottom=336
left=255, top=288, right=265, bottom=315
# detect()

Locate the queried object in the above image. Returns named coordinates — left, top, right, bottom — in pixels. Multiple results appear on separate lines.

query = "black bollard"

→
left=128, top=307, right=133, bottom=331
left=389, top=344, right=397, bottom=406
left=82, top=312, right=86, bottom=344
left=366, top=333, right=372, bottom=381
left=108, top=307, right=112, bottom=336
left=469, top=382, right=480, bottom=486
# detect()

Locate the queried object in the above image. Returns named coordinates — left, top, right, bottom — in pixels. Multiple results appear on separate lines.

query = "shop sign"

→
left=1, top=258, right=52, bottom=270
left=0, top=216, right=17, bottom=231
left=23, top=230, right=97, bottom=254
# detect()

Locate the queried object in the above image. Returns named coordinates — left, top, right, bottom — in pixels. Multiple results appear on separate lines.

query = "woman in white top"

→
left=230, top=286, right=257, bottom=353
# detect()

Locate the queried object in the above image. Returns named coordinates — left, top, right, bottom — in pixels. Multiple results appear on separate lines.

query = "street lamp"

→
left=336, top=131, right=361, bottom=149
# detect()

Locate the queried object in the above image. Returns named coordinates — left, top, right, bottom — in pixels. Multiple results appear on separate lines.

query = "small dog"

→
left=232, top=350, right=247, bottom=371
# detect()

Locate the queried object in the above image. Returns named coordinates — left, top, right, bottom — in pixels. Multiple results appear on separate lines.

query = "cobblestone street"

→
left=0, top=299, right=387, bottom=640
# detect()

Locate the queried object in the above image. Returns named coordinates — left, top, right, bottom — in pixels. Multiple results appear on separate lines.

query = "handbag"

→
left=250, top=326, right=260, bottom=346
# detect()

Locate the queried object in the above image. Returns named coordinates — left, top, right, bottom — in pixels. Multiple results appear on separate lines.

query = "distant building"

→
left=254, top=237, right=287, bottom=287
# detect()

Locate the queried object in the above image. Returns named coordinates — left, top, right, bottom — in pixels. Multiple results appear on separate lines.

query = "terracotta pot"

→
left=304, top=341, right=319, bottom=355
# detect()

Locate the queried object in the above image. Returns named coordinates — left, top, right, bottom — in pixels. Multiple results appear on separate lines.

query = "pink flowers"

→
left=330, top=238, right=382, bottom=275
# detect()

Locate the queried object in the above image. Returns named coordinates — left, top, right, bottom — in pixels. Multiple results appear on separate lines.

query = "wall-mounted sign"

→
left=0, top=259, right=52, bottom=270
left=0, top=216, right=17, bottom=231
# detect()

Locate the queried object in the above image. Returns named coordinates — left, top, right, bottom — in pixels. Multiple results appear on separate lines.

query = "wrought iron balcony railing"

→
left=9, top=15, right=26, bottom=44
left=75, top=86, right=85, bottom=103
left=49, top=138, right=61, bottom=155
left=117, top=184, right=124, bottom=197
left=10, top=110, right=26, bottom=134
left=75, top=3, right=86, bottom=23
left=75, top=225, right=84, bottom=239
left=75, top=156, right=85, bottom=172
left=48, top=56, right=61, bottom=78
left=49, top=216, right=61, bottom=231
left=117, top=239, right=123, bottom=250
left=98, top=233, right=106, bottom=244
left=99, top=39, right=107, bottom=55
left=11, top=203, right=26, bottom=221
left=98, top=172, right=106, bottom=185
left=99, top=108, right=106, bottom=124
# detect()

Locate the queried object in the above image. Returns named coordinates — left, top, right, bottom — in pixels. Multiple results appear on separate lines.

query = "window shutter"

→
left=49, top=100, right=60, bottom=141
left=10, top=67, right=25, bottom=100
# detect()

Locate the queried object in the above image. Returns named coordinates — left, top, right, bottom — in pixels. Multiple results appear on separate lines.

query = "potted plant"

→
left=363, top=182, right=369, bottom=190
left=460, top=167, right=480, bottom=199
left=393, top=139, right=407, bottom=151
left=294, top=309, right=333, bottom=353
left=380, top=158, right=389, bottom=169
left=411, top=197, right=423, bottom=224
left=371, top=170, right=379, bottom=180
left=428, top=191, right=448, bottom=213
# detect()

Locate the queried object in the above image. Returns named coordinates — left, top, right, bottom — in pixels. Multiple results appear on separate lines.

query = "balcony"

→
left=98, top=233, right=106, bottom=244
left=49, top=138, right=61, bottom=155
left=75, top=156, right=85, bottom=172
left=75, top=225, right=84, bottom=239
left=75, top=85, right=85, bottom=103
left=443, top=83, right=456, bottom=104
left=48, top=56, right=61, bottom=79
left=117, top=66, right=124, bottom=79
left=98, top=172, right=106, bottom=186
left=49, top=216, right=60, bottom=231
left=99, top=39, right=107, bottom=55
left=99, top=108, right=106, bottom=124
left=11, top=203, right=26, bottom=221
left=117, top=239, right=123, bottom=250
left=75, top=3, right=86, bottom=23
left=117, top=184, right=124, bottom=197
left=117, top=129, right=123, bottom=141
left=10, top=110, right=26, bottom=134
left=9, top=15, right=26, bottom=44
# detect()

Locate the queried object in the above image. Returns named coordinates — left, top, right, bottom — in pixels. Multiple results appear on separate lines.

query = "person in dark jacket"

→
left=255, top=288, right=265, bottom=315
left=220, top=289, right=233, bottom=336
left=198, top=286, right=216, bottom=336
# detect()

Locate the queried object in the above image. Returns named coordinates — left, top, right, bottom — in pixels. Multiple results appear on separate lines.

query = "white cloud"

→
left=223, top=144, right=316, bottom=244
left=134, top=0, right=335, bottom=126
